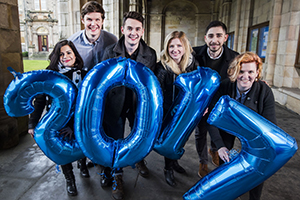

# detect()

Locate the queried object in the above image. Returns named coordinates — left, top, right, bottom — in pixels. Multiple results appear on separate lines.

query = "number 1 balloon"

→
left=75, top=57, right=163, bottom=168
left=183, top=95, right=298, bottom=200
left=154, top=67, right=220, bottom=159
left=3, top=67, right=84, bottom=165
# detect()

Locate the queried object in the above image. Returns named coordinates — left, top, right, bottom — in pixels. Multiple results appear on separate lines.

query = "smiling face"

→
left=237, top=62, right=259, bottom=93
left=81, top=12, right=103, bottom=43
left=121, top=18, right=144, bottom=49
left=168, top=38, right=185, bottom=64
left=204, top=26, right=228, bottom=56
left=60, top=45, right=76, bottom=68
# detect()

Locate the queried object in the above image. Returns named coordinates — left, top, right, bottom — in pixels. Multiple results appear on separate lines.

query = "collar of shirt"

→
left=125, top=46, right=139, bottom=60
left=207, top=46, right=224, bottom=60
left=82, top=30, right=101, bottom=45
left=235, top=85, right=251, bottom=104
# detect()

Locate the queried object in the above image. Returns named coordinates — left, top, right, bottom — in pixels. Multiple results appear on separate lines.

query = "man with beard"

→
left=69, top=1, right=117, bottom=71
left=193, top=21, right=239, bottom=178
left=101, top=11, right=157, bottom=200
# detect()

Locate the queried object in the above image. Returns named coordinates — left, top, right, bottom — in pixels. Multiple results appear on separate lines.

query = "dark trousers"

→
left=194, top=116, right=208, bottom=164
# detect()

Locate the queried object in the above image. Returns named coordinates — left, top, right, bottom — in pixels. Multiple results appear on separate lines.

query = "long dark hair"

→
left=47, top=40, right=84, bottom=71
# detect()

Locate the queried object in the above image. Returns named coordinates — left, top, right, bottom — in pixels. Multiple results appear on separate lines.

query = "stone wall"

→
left=147, top=0, right=212, bottom=59
left=0, top=0, right=28, bottom=149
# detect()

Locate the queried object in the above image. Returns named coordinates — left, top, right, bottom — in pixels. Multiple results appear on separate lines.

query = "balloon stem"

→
left=7, top=67, right=22, bottom=78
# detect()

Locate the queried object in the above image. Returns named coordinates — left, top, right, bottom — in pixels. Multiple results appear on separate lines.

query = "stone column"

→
left=0, top=0, right=28, bottom=149
left=49, top=24, right=53, bottom=48
left=222, top=0, right=232, bottom=29
left=233, top=0, right=241, bottom=51
left=265, top=0, right=282, bottom=85
left=129, top=0, right=142, bottom=13
left=148, top=13, right=164, bottom=59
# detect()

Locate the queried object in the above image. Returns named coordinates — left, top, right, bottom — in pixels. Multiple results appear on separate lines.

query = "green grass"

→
left=23, top=60, right=49, bottom=72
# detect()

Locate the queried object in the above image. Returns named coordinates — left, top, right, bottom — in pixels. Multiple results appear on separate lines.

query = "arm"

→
left=28, top=94, right=47, bottom=137
left=148, top=48, right=157, bottom=72
left=261, top=85, right=277, bottom=125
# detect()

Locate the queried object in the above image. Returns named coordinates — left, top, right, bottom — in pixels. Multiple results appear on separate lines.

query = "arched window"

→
left=34, top=0, right=47, bottom=11
left=36, top=27, right=49, bottom=52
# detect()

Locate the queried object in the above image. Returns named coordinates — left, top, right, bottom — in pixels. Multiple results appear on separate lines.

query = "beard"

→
left=208, top=44, right=221, bottom=53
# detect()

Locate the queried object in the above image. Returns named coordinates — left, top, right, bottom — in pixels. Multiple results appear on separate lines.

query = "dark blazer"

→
left=193, top=44, right=239, bottom=80
left=155, top=55, right=198, bottom=116
left=101, top=36, right=157, bottom=126
left=209, top=78, right=277, bottom=149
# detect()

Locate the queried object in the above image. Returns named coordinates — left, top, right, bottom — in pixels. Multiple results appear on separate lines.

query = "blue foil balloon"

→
left=3, top=68, right=84, bottom=165
left=183, top=95, right=298, bottom=200
left=75, top=57, right=163, bottom=168
left=154, top=67, right=220, bottom=159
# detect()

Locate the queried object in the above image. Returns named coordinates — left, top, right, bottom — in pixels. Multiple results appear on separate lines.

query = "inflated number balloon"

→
left=75, top=57, right=163, bottom=168
left=154, top=67, right=220, bottom=159
left=4, top=68, right=84, bottom=165
left=183, top=95, right=298, bottom=200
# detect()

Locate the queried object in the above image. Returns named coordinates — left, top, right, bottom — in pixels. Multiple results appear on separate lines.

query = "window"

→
left=227, top=32, right=234, bottom=49
left=295, top=32, right=300, bottom=68
left=34, top=0, right=47, bottom=11
left=247, top=22, right=269, bottom=61
left=38, top=35, right=48, bottom=51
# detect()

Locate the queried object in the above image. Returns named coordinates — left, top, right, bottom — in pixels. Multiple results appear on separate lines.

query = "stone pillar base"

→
left=0, top=109, right=28, bottom=149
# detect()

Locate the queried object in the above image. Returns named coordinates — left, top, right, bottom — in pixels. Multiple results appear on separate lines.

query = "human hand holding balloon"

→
left=59, top=126, right=73, bottom=140
left=218, top=147, right=229, bottom=162
left=28, top=128, right=34, bottom=138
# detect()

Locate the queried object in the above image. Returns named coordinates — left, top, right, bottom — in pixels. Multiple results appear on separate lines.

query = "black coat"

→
left=28, top=69, right=87, bottom=130
left=101, top=36, right=157, bottom=127
left=193, top=44, right=239, bottom=80
left=155, top=55, right=199, bottom=116
left=208, top=78, right=277, bottom=150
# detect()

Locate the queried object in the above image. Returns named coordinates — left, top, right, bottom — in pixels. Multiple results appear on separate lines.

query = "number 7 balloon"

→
left=3, top=67, right=84, bottom=165
left=183, top=95, right=298, bottom=200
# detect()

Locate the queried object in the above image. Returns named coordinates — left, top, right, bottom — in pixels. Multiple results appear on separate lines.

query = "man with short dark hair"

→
left=193, top=20, right=239, bottom=178
left=67, top=0, right=117, bottom=188
left=68, top=1, right=117, bottom=70
left=101, top=11, right=157, bottom=200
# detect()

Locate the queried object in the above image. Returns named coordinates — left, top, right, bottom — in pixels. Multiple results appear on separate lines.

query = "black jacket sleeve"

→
left=28, top=94, right=47, bottom=129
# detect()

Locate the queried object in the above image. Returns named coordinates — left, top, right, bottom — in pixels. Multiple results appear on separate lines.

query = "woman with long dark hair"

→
left=28, top=40, right=89, bottom=196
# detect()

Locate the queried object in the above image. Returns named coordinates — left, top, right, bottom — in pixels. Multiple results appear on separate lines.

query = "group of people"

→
left=27, top=1, right=276, bottom=200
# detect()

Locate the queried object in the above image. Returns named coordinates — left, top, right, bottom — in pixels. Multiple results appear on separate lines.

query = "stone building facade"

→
left=1, top=0, right=299, bottom=149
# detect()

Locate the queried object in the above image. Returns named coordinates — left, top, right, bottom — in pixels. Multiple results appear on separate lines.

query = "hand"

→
left=261, top=80, right=269, bottom=87
left=203, top=107, right=208, bottom=116
left=28, top=129, right=34, bottom=138
left=218, top=147, right=230, bottom=163
left=59, top=126, right=73, bottom=140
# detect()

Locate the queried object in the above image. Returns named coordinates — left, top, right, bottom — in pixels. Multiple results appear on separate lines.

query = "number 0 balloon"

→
left=75, top=57, right=163, bottom=168
left=183, top=95, right=298, bottom=200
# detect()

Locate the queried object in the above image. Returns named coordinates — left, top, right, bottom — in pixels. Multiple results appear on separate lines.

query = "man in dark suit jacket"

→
left=101, top=11, right=156, bottom=200
left=193, top=21, right=239, bottom=178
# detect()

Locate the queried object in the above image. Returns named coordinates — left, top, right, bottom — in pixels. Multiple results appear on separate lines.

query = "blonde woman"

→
left=155, top=31, right=198, bottom=186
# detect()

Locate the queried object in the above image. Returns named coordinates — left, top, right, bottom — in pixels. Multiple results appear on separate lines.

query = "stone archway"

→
left=161, top=0, right=198, bottom=49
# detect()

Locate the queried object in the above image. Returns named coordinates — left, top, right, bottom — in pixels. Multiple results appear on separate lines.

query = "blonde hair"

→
left=160, top=31, right=193, bottom=75
left=228, top=52, right=262, bottom=82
